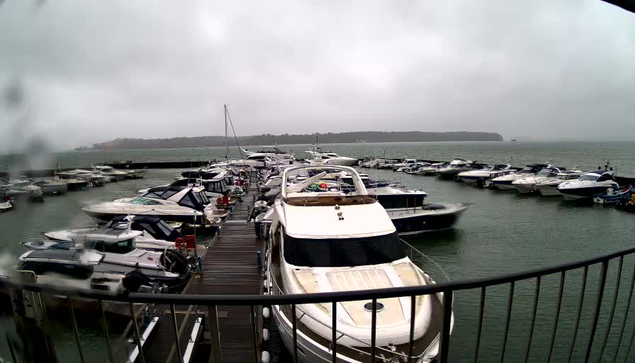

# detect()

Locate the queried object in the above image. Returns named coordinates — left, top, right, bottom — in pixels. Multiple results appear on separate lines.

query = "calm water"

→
left=1, top=141, right=635, bottom=362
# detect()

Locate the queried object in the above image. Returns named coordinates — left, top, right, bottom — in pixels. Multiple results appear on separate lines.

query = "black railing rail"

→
left=3, top=244, right=635, bottom=363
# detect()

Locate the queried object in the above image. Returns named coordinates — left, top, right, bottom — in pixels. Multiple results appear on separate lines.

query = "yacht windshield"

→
left=129, top=197, right=162, bottom=205
left=283, top=232, right=405, bottom=267
left=580, top=174, right=599, bottom=182
left=537, top=169, right=552, bottom=177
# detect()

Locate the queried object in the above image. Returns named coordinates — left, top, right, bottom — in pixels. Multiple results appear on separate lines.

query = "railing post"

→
left=585, top=260, right=609, bottom=362
left=599, top=256, right=624, bottom=361
left=292, top=304, right=298, bottom=363
left=129, top=303, right=146, bottom=363
left=525, top=276, right=542, bottom=363
left=250, top=305, right=259, bottom=363
left=408, top=295, right=416, bottom=363
left=500, top=281, right=515, bottom=363
left=370, top=298, right=378, bottom=362
left=614, top=258, right=635, bottom=362
left=332, top=301, right=337, bottom=362
left=68, top=297, right=85, bottom=363
left=208, top=305, right=222, bottom=363
left=474, top=287, right=486, bottom=363
left=547, top=272, right=566, bottom=362
left=439, top=290, right=454, bottom=363
left=170, top=304, right=185, bottom=363
left=99, top=300, right=115, bottom=363
left=567, top=266, right=589, bottom=363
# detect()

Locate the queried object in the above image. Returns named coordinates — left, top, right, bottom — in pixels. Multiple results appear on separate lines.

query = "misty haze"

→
left=2, top=0, right=635, bottom=153
left=2, top=2, right=635, bottom=363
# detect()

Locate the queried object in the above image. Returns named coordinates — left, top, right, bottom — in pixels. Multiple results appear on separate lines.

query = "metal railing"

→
left=2, top=245, right=635, bottom=363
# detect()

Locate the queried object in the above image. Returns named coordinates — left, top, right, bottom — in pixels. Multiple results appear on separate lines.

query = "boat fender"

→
left=262, top=328, right=269, bottom=341
left=175, top=237, right=186, bottom=249
left=261, top=351, right=270, bottom=363
left=263, top=307, right=270, bottom=319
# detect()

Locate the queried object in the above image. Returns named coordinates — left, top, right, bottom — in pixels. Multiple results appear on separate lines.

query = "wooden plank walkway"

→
left=143, top=175, right=263, bottom=363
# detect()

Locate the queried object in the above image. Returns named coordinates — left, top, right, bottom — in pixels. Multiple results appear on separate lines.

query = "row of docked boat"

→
left=9, top=163, right=252, bottom=297
left=370, top=158, right=626, bottom=202
left=0, top=164, right=147, bottom=212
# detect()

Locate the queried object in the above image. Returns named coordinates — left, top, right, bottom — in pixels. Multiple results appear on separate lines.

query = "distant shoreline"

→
left=78, top=131, right=504, bottom=151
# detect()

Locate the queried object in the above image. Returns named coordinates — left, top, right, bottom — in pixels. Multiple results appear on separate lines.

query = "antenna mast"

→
left=224, top=104, right=229, bottom=160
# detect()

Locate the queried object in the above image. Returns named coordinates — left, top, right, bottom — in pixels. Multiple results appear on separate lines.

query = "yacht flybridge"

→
left=266, top=165, right=449, bottom=363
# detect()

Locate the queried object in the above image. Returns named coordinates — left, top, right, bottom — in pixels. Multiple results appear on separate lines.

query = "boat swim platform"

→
left=142, top=174, right=264, bottom=363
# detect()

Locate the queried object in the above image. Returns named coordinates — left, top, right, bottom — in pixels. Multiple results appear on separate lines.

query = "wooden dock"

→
left=142, top=175, right=263, bottom=363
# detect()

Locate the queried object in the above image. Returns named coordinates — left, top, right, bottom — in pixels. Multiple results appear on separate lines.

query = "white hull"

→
left=41, top=183, right=68, bottom=194
left=513, top=184, right=536, bottom=194
left=536, top=184, right=561, bottom=196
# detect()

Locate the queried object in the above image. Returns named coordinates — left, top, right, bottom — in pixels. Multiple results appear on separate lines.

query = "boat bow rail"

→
left=3, top=244, right=635, bottom=362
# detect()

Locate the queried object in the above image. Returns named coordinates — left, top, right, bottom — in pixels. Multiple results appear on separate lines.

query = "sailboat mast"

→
left=224, top=104, right=229, bottom=160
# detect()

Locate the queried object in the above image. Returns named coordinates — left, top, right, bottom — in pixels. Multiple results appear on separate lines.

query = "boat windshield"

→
left=128, top=197, right=162, bottom=205
left=579, top=174, right=599, bottom=182
left=537, top=169, right=553, bottom=177
left=283, top=232, right=405, bottom=267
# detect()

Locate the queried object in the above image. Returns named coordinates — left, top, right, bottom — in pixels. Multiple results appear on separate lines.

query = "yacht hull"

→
left=41, top=184, right=68, bottom=195
left=536, top=184, right=561, bottom=196
left=513, top=184, right=536, bottom=194
left=559, top=187, right=613, bottom=200
left=83, top=209, right=203, bottom=224
left=387, top=204, right=470, bottom=235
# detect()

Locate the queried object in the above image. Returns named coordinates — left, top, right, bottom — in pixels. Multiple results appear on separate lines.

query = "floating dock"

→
left=142, top=173, right=263, bottom=363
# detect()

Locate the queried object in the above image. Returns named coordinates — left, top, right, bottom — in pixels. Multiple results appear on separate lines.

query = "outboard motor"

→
left=161, top=249, right=193, bottom=278
left=123, top=270, right=158, bottom=293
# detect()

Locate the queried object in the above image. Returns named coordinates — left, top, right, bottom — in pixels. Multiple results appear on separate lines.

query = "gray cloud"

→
left=1, top=0, right=634, bottom=151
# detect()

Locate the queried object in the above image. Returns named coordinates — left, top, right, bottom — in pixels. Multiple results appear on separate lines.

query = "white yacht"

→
left=306, top=149, right=358, bottom=166
left=512, top=166, right=566, bottom=194
left=535, top=171, right=585, bottom=196
left=418, top=163, right=446, bottom=176
left=391, top=158, right=418, bottom=171
left=456, top=164, right=516, bottom=185
left=436, top=159, right=479, bottom=180
left=558, top=171, right=620, bottom=200
left=0, top=199, right=13, bottom=212
left=82, top=187, right=218, bottom=225
left=93, top=165, right=130, bottom=181
left=267, top=165, right=450, bottom=363
left=38, top=216, right=180, bottom=252
left=490, top=164, right=548, bottom=190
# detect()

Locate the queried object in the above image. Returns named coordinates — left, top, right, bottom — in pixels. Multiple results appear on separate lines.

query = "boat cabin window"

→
left=89, top=239, right=136, bottom=254
left=129, top=197, right=162, bottom=205
left=377, top=195, right=425, bottom=209
left=18, top=261, right=93, bottom=279
left=284, top=232, right=405, bottom=267
left=206, top=180, right=228, bottom=194
left=597, top=174, right=614, bottom=182
left=247, top=155, right=266, bottom=161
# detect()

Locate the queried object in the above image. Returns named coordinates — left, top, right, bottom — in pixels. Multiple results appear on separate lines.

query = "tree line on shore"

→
left=79, top=131, right=504, bottom=150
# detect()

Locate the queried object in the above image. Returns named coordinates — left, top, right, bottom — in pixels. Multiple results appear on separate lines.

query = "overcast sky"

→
left=1, top=0, right=634, bottom=151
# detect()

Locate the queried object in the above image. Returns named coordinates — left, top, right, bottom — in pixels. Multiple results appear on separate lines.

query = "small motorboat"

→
left=437, top=159, right=485, bottom=180
left=54, top=172, right=91, bottom=191
left=490, top=163, right=548, bottom=190
left=15, top=249, right=168, bottom=293
left=512, top=166, right=566, bottom=194
left=0, top=198, right=13, bottom=212
left=417, top=162, right=446, bottom=176
left=92, top=165, right=129, bottom=181
left=32, top=179, right=68, bottom=195
left=593, top=186, right=632, bottom=205
left=2, top=180, right=44, bottom=202
left=457, top=164, right=517, bottom=185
